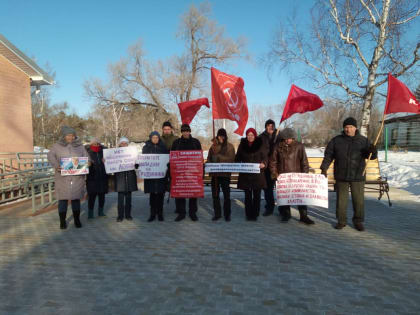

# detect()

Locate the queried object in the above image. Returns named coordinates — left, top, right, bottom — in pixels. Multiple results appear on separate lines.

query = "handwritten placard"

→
left=138, top=154, right=169, bottom=179
left=276, top=173, right=328, bottom=208
left=103, top=146, right=138, bottom=174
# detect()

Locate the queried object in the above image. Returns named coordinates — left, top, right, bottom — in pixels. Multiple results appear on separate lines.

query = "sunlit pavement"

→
left=0, top=187, right=419, bottom=314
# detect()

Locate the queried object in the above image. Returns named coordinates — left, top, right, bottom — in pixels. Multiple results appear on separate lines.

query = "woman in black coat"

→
left=235, top=128, right=267, bottom=221
left=142, top=131, right=169, bottom=222
left=114, top=137, right=138, bottom=222
left=86, top=138, right=108, bottom=219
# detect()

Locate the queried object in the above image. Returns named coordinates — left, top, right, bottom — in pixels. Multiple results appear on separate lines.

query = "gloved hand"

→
left=367, top=144, right=377, bottom=155
left=321, top=169, right=328, bottom=178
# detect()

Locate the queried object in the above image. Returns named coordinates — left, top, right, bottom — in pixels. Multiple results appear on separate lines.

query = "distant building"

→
left=0, top=34, right=53, bottom=153
left=385, top=114, right=420, bottom=151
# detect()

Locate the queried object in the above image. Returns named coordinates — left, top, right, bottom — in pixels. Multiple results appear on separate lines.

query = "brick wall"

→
left=0, top=54, right=33, bottom=153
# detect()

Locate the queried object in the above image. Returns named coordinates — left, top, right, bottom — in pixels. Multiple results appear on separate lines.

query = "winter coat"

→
left=85, top=145, right=108, bottom=194
left=259, top=129, right=278, bottom=159
left=142, top=139, right=169, bottom=194
left=207, top=140, right=236, bottom=177
left=171, top=135, right=202, bottom=151
left=47, top=137, right=89, bottom=200
left=161, top=133, right=178, bottom=151
left=269, top=140, right=309, bottom=179
left=320, top=131, right=378, bottom=182
left=114, top=169, right=138, bottom=193
left=235, top=137, right=267, bottom=190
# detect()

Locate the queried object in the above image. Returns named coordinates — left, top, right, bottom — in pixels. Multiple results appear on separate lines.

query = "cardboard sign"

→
left=103, top=146, right=138, bottom=174
left=138, top=154, right=169, bottom=179
left=276, top=173, right=328, bottom=208
left=170, top=150, right=204, bottom=198
left=60, top=157, right=89, bottom=176
left=205, top=163, right=260, bottom=173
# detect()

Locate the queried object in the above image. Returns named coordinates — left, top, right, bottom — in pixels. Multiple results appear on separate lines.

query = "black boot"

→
left=157, top=207, right=164, bottom=221
left=299, top=208, right=314, bottom=225
left=73, top=210, right=82, bottom=228
left=263, top=209, right=274, bottom=216
left=88, top=208, right=94, bottom=219
left=98, top=207, right=106, bottom=217
left=281, top=207, right=291, bottom=223
left=212, top=197, right=222, bottom=221
left=174, top=214, right=185, bottom=222
left=59, top=211, right=67, bottom=229
left=148, top=208, right=156, bottom=222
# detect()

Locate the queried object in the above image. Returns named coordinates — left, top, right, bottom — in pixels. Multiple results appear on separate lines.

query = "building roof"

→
left=0, top=33, right=54, bottom=86
left=385, top=113, right=420, bottom=124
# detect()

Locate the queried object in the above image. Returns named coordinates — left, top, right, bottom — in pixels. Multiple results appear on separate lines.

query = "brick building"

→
left=0, top=34, right=53, bottom=153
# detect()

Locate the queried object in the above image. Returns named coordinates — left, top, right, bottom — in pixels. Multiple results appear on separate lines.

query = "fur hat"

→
left=343, top=117, right=357, bottom=128
left=279, top=128, right=297, bottom=140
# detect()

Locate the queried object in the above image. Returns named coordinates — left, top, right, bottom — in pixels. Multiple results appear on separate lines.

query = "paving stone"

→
left=0, top=187, right=420, bottom=314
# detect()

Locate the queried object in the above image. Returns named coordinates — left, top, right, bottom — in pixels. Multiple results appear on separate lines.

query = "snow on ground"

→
left=378, top=151, right=420, bottom=202
left=307, top=147, right=420, bottom=202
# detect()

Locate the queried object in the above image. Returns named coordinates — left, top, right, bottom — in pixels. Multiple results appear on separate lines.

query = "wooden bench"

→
left=308, top=157, right=391, bottom=206
left=204, top=158, right=391, bottom=206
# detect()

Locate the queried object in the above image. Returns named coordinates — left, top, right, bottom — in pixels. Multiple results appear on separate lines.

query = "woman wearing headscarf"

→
left=47, top=126, right=89, bottom=229
left=114, top=137, right=139, bottom=222
left=142, top=131, right=169, bottom=222
left=85, top=138, right=108, bottom=219
left=235, top=128, right=267, bottom=221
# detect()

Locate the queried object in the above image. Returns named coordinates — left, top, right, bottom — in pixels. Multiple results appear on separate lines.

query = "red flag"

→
left=177, top=98, right=210, bottom=125
left=384, top=73, right=419, bottom=114
left=211, top=67, right=248, bottom=135
left=280, top=85, right=324, bottom=123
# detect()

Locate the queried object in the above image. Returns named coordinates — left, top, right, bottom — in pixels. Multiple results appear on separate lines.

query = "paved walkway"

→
left=0, top=187, right=419, bottom=315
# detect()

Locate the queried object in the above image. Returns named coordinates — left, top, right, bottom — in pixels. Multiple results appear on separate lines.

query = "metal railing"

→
left=0, top=152, right=55, bottom=212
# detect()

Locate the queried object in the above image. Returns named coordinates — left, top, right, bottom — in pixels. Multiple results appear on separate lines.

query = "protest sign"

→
left=103, top=146, right=138, bottom=174
left=276, top=173, right=328, bottom=208
left=138, top=154, right=169, bottom=179
left=205, top=163, right=260, bottom=173
left=170, top=150, right=204, bottom=198
left=60, top=157, right=89, bottom=176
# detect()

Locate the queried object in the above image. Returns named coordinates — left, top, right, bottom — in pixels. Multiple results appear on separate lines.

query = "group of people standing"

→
left=47, top=115, right=377, bottom=232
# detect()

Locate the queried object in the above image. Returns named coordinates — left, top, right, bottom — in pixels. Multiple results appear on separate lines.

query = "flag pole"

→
left=363, top=113, right=386, bottom=176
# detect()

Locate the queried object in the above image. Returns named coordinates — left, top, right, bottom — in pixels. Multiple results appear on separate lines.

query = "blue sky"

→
left=1, top=0, right=418, bottom=120
left=1, top=0, right=305, bottom=117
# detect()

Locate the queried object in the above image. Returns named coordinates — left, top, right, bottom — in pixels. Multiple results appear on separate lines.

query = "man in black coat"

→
left=171, top=124, right=202, bottom=222
left=321, top=117, right=377, bottom=231
left=259, top=119, right=277, bottom=216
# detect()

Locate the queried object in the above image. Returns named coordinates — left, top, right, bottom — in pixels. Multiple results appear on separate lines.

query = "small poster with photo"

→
left=60, top=157, right=89, bottom=176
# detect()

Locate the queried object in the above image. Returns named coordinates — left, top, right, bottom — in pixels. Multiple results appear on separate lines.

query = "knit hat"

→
left=118, top=137, right=129, bottom=145
left=149, top=131, right=160, bottom=139
left=162, top=121, right=172, bottom=128
left=216, top=128, right=227, bottom=138
left=61, top=126, right=76, bottom=137
left=343, top=117, right=357, bottom=128
left=246, top=128, right=257, bottom=138
left=265, top=119, right=275, bottom=128
left=279, top=128, right=297, bottom=140
left=180, top=124, right=191, bottom=132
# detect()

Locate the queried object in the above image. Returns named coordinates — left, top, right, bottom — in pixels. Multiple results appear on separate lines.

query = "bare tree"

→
left=176, top=2, right=247, bottom=102
left=265, top=0, right=419, bottom=136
